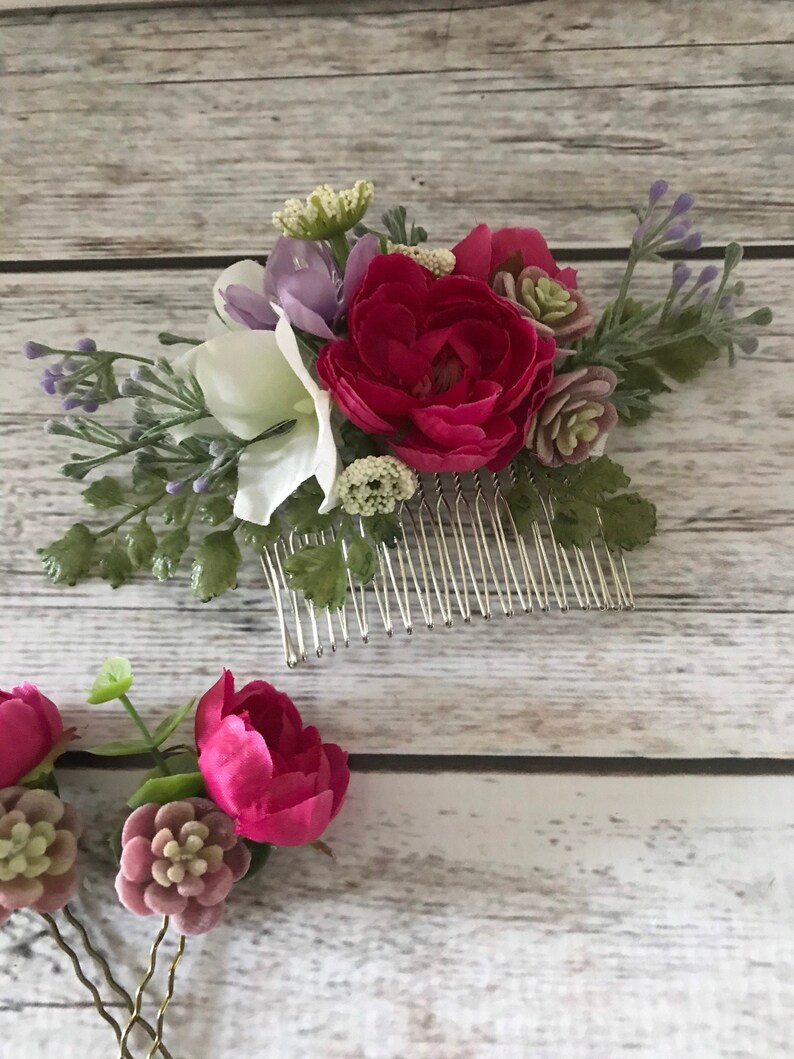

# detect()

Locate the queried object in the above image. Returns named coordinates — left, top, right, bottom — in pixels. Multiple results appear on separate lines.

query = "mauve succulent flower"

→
left=528, top=366, right=619, bottom=467
left=492, top=266, right=595, bottom=345
left=0, top=787, right=82, bottom=926
left=116, top=798, right=251, bottom=936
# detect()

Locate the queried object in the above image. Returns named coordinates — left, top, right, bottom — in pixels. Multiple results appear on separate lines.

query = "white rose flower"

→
left=174, top=315, right=339, bottom=526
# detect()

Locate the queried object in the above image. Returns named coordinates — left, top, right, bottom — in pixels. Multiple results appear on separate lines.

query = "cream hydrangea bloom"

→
left=174, top=315, right=340, bottom=526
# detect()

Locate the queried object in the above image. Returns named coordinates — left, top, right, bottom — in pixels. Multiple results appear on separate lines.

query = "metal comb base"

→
left=260, top=470, right=634, bottom=668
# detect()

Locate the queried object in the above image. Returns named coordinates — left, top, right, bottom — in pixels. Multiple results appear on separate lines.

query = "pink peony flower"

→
left=0, top=787, right=82, bottom=926
left=195, top=671, right=350, bottom=847
left=116, top=798, right=251, bottom=936
left=0, top=683, right=65, bottom=787
left=452, top=224, right=579, bottom=290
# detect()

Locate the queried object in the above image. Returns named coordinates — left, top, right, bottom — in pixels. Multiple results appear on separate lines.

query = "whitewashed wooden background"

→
left=1, top=2, right=793, bottom=1056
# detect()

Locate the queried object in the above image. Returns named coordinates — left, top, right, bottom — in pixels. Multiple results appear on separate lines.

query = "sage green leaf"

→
left=127, top=771, right=206, bottom=810
left=87, top=656, right=133, bottom=704
left=200, top=496, right=234, bottom=526
left=126, top=519, right=157, bottom=567
left=150, top=698, right=196, bottom=747
left=552, top=499, right=601, bottom=549
left=39, top=523, right=96, bottom=586
left=158, top=750, right=199, bottom=776
left=132, top=464, right=165, bottom=496
left=99, top=539, right=134, bottom=589
left=191, top=530, right=241, bottom=601
left=283, top=541, right=347, bottom=610
left=362, top=513, right=403, bottom=548
left=571, top=455, right=631, bottom=500
left=240, top=519, right=281, bottom=551
left=506, top=479, right=544, bottom=533
left=86, top=737, right=152, bottom=756
left=82, top=476, right=126, bottom=509
left=599, top=493, right=657, bottom=551
left=152, top=527, right=190, bottom=580
left=346, top=534, right=376, bottom=585
left=283, top=486, right=336, bottom=534
left=654, top=335, right=720, bottom=383
left=162, top=493, right=188, bottom=526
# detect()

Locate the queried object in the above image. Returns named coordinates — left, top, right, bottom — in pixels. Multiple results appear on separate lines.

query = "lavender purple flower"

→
left=648, top=179, right=669, bottom=205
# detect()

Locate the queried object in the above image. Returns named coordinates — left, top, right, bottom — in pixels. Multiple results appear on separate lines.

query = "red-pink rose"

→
left=0, top=683, right=64, bottom=787
left=195, top=671, right=350, bottom=847
left=317, top=254, right=556, bottom=472
left=452, top=223, right=578, bottom=290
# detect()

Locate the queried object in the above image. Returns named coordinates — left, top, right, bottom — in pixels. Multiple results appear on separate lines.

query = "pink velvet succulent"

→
left=116, top=798, right=251, bottom=936
left=0, top=787, right=82, bottom=927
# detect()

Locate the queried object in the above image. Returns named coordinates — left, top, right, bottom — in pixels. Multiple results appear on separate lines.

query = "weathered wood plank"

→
left=1, top=3, right=792, bottom=258
left=1, top=260, right=791, bottom=755
left=3, top=770, right=794, bottom=1058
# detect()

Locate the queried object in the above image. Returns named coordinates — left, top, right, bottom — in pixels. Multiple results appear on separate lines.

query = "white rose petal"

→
left=212, top=259, right=267, bottom=331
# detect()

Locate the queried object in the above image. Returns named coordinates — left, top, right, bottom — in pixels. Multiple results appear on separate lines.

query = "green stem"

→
left=96, top=492, right=167, bottom=540
left=119, top=693, right=170, bottom=775
left=46, top=347, right=155, bottom=366
left=610, top=250, right=638, bottom=328
left=327, top=231, right=350, bottom=269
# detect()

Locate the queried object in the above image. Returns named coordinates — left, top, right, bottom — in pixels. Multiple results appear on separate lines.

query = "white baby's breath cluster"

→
left=273, top=180, right=375, bottom=240
left=337, top=456, right=417, bottom=516
left=388, top=242, right=456, bottom=278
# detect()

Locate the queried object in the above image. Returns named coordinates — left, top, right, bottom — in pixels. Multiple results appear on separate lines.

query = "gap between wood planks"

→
left=2, top=245, right=794, bottom=274
left=59, top=752, right=794, bottom=775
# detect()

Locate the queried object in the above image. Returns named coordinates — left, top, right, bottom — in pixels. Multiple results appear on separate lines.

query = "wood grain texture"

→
left=3, top=769, right=794, bottom=1058
left=1, top=260, right=791, bottom=755
left=1, top=2, right=793, bottom=258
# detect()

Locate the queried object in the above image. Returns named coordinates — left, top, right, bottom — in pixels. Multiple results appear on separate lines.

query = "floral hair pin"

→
left=1, top=660, right=349, bottom=1055
left=24, top=179, right=772, bottom=663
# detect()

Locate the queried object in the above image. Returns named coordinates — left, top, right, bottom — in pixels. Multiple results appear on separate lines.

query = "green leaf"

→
left=284, top=540, right=348, bottom=610
left=150, top=698, right=196, bottom=747
left=82, top=476, right=126, bottom=509
left=572, top=455, right=631, bottom=500
left=551, top=498, right=601, bottom=549
left=126, top=519, right=157, bottom=567
left=200, top=496, right=234, bottom=526
left=109, top=827, right=123, bottom=866
left=86, top=737, right=152, bottom=756
left=159, top=749, right=199, bottom=775
left=242, top=839, right=274, bottom=880
left=87, top=656, right=133, bottom=704
left=346, top=534, right=376, bottom=585
left=132, top=464, right=166, bottom=495
left=506, top=478, right=544, bottom=533
left=99, top=539, right=135, bottom=589
left=339, top=421, right=380, bottom=463
left=283, top=483, right=336, bottom=534
left=127, top=771, right=205, bottom=810
left=39, top=523, right=96, bottom=586
left=654, top=335, right=721, bottom=383
left=615, top=362, right=672, bottom=426
left=162, top=493, right=188, bottom=525
left=152, top=527, right=190, bottom=580
left=362, top=512, right=403, bottom=548
left=191, top=530, right=241, bottom=601
left=240, top=519, right=281, bottom=551
left=599, top=493, right=657, bottom=551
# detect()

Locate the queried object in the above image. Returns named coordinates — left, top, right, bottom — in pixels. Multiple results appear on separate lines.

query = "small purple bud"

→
left=632, top=220, right=650, bottom=245
left=192, top=475, right=210, bottom=494
left=208, top=440, right=226, bottom=458
left=81, top=400, right=99, bottom=413
left=695, top=286, right=712, bottom=304
left=40, top=376, right=57, bottom=395
left=61, top=396, right=82, bottom=411
left=683, top=232, right=702, bottom=252
left=719, top=295, right=734, bottom=310
left=671, top=263, right=691, bottom=288
left=61, top=358, right=80, bottom=374
left=670, top=192, right=694, bottom=217
left=47, top=363, right=64, bottom=378
left=23, top=340, right=49, bottom=360
left=738, top=336, right=759, bottom=355
left=664, top=223, right=688, bottom=242
left=697, top=265, right=720, bottom=286
left=166, top=480, right=184, bottom=495
left=648, top=179, right=669, bottom=205
left=74, top=337, right=97, bottom=353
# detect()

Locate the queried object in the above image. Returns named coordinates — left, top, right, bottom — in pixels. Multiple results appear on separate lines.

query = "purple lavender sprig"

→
left=23, top=337, right=155, bottom=413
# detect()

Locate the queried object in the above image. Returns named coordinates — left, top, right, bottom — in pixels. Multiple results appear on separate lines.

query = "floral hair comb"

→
left=1, top=660, right=349, bottom=1055
left=24, top=180, right=772, bottom=665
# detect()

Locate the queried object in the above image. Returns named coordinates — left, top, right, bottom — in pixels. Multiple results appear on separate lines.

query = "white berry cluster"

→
left=388, top=242, right=456, bottom=278
left=337, top=456, right=418, bottom=516
left=272, top=180, right=375, bottom=240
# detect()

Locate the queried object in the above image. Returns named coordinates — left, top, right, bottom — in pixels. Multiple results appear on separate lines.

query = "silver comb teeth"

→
left=260, top=471, right=634, bottom=667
